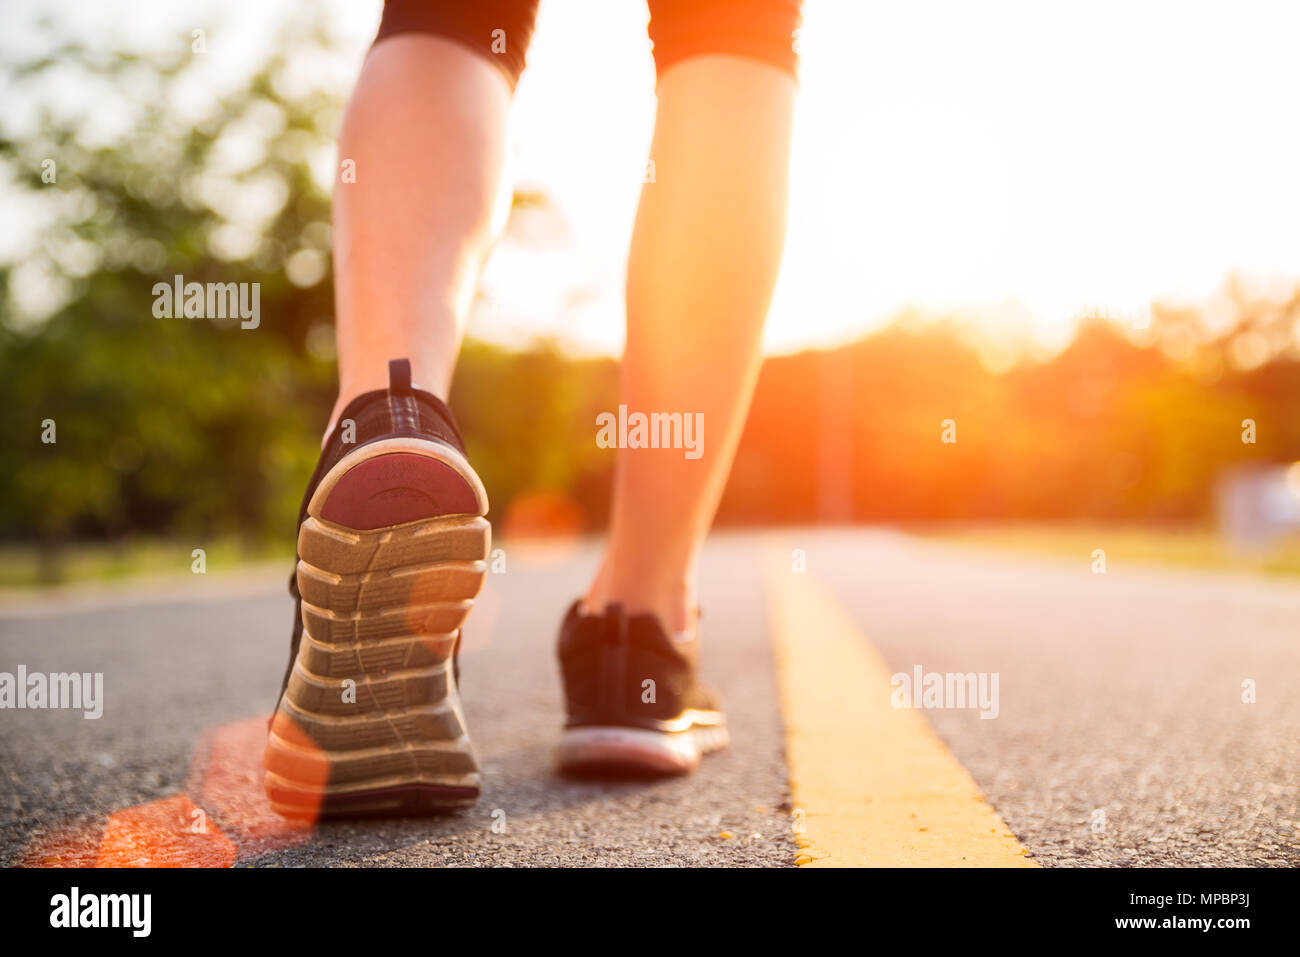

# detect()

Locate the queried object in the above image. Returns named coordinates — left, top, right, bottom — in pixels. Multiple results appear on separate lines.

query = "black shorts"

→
left=375, top=0, right=802, bottom=91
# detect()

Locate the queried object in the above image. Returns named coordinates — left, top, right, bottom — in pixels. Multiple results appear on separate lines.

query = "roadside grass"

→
left=913, top=523, right=1300, bottom=578
left=0, top=538, right=295, bottom=590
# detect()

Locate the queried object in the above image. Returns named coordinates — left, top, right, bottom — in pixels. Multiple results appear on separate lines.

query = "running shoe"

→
left=555, top=601, right=728, bottom=775
left=264, top=358, right=489, bottom=817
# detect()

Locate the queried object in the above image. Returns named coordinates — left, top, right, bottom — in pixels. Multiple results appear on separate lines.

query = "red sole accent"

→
left=319, top=453, right=479, bottom=530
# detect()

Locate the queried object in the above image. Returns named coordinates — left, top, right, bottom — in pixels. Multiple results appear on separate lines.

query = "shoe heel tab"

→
left=604, top=603, right=628, bottom=640
left=388, top=358, right=413, bottom=396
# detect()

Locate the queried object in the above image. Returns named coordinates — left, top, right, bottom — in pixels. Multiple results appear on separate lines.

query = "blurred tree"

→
left=0, top=12, right=344, bottom=569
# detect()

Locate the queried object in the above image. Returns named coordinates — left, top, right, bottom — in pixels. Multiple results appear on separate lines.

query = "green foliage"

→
left=1, top=16, right=340, bottom=545
left=451, top=339, right=617, bottom=523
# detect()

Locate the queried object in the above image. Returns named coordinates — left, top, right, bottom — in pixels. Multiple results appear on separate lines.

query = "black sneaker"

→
left=555, top=601, right=728, bottom=775
left=263, top=358, right=489, bottom=818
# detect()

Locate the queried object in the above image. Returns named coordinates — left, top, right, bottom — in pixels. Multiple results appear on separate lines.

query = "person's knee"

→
left=647, top=0, right=802, bottom=82
left=374, top=0, right=540, bottom=92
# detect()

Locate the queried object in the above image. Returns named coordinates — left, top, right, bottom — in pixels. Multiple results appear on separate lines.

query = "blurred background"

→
left=4, top=0, right=1300, bottom=586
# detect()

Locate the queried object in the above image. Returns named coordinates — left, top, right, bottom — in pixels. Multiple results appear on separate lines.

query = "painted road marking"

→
left=764, top=546, right=1036, bottom=867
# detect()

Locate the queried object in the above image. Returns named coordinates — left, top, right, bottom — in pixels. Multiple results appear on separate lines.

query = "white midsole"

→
left=557, top=722, right=730, bottom=770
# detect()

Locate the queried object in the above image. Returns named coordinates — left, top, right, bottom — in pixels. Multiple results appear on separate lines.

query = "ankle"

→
left=325, top=365, right=450, bottom=443
left=582, top=571, right=697, bottom=637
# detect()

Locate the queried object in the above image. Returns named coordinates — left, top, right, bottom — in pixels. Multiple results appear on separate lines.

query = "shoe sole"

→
left=555, top=718, right=729, bottom=777
left=264, top=437, right=490, bottom=818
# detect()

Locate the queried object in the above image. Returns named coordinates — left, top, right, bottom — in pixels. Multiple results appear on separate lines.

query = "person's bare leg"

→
left=268, top=35, right=516, bottom=818
left=329, top=35, right=512, bottom=429
left=583, top=56, right=796, bottom=634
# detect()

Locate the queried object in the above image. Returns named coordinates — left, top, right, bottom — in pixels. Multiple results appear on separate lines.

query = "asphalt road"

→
left=0, top=529, right=1295, bottom=867
left=808, top=530, right=1299, bottom=866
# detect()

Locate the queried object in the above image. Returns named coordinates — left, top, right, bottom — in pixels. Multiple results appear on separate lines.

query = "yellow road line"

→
left=764, top=546, right=1036, bottom=867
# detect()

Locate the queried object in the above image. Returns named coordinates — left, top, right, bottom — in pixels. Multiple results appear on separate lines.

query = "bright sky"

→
left=494, top=0, right=1300, bottom=356
left=6, top=0, right=1300, bottom=356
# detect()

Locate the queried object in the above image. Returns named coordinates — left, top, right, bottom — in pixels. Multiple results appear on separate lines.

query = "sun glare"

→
left=475, top=0, right=1300, bottom=357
